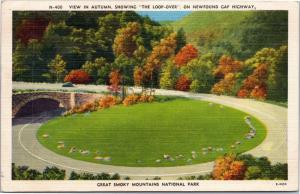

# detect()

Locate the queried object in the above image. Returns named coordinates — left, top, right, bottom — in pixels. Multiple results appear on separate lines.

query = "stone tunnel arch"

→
left=12, top=92, right=103, bottom=118
left=13, top=93, right=71, bottom=118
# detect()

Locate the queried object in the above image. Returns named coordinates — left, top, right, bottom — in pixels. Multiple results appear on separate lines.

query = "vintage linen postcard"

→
left=1, top=0, right=299, bottom=192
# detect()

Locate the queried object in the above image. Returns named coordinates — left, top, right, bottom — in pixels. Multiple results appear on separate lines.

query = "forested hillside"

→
left=169, top=11, right=288, bottom=60
left=13, top=11, right=288, bottom=101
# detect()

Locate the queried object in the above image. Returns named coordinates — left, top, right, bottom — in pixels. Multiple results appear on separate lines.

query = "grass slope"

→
left=37, top=98, right=266, bottom=167
left=166, top=11, right=253, bottom=46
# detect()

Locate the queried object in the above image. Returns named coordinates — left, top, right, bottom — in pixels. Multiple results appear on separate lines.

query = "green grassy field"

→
left=37, top=98, right=266, bottom=167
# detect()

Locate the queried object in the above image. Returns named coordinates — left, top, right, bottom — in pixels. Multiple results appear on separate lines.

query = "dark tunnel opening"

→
left=15, top=98, right=64, bottom=118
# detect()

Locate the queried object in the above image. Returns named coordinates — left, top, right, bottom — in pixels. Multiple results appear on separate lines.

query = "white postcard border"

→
left=1, top=0, right=299, bottom=191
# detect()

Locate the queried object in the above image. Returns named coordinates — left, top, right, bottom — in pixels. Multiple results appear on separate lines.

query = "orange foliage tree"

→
left=107, top=70, right=121, bottom=95
left=174, top=44, right=198, bottom=67
left=113, top=22, right=141, bottom=57
left=213, top=55, right=242, bottom=78
left=143, top=33, right=177, bottom=86
left=133, top=66, right=144, bottom=87
left=211, top=55, right=242, bottom=95
left=237, top=63, right=268, bottom=100
left=175, top=75, right=191, bottom=91
left=211, top=73, right=236, bottom=95
left=212, top=154, right=247, bottom=180
left=64, top=69, right=91, bottom=84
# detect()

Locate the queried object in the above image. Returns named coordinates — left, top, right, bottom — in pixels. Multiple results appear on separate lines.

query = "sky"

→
left=137, top=11, right=191, bottom=22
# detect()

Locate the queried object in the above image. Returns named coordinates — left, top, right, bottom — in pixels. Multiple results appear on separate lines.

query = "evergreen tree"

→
left=175, top=28, right=186, bottom=53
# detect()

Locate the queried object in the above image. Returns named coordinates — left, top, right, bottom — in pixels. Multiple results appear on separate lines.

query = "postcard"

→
left=1, top=0, right=299, bottom=191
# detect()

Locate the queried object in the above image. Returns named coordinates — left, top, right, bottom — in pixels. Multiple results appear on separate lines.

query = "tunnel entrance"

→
left=15, top=98, right=63, bottom=118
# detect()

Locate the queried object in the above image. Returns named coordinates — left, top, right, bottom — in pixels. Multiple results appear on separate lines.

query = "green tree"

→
left=13, top=41, right=30, bottom=81
left=267, top=45, right=288, bottom=100
left=96, top=13, right=121, bottom=61
left=190, top=80, right=201, bottom=93
left=12, top=39, right=45, bottom=82
left=159, top=60, right=178, bottom=89
left=82, top=57, right=108, bottom=83
left=112, top=54, right=137, bottom=86
left=175, top=28, right=186, bottom=53
left=181, top=53, right=216, bottom=93
left=46, top=54, right=67, bottom=82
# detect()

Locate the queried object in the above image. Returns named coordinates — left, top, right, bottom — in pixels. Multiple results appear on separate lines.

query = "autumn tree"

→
left=237, top=63, right=268, bottom=100
left=237, top=46, right=287, bottom=100
left=211, top=73, right=237, bottom=95
left=144, top=32, right=177, bottom=88
left=16, top=18, right=49, bottom=44
left=174, top=44, right=198, bottom=67
left=113, top=22, right=141, bottom=57
left=175, top=75, right=191, bottom=91
left=46, top=54, right=67, bottom=82
left=213, top=55, right=242, bottom=79
left=211, top=55, right=242, bottom=95
left=108, top=70, right=121, bottom=96
left=133, top=66, right=144, bottom=87
left=212, top=154, right=247, bottom=180
left=64, top=69, right=91, bottom=84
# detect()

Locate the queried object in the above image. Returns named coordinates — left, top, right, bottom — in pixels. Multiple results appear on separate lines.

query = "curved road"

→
left=12, top=82, right=287, bottom=179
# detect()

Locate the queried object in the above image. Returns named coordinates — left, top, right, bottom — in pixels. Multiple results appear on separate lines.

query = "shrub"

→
left=12, top=163, right=42, bottom=180
left=79, top=102, right=97, bottom=112
left=212, top=154, right=246, bottom=180
left=250, top=85, right=267, bottom=100
left=237, top=89, right=250, bottom=98
left=99, top=95, right=119, bottom=109
left=139, top=94, right=154, bottom=103
left=42, top=166, right=65, bottom=180
left=245, top=166, right=262, bottom=180
left=175, top=75, right=191, bottom=91
left=270, top=163, right=287, bottom=180
left=69, top=171, right=121, bottom=180
left=64, top=69, right=91, bottom=84
left=123, top=94, right=139, bottom=106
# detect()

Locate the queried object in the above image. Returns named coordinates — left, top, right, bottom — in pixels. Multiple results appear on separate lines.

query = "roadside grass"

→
left=37, top=98, right=266, bottom=167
